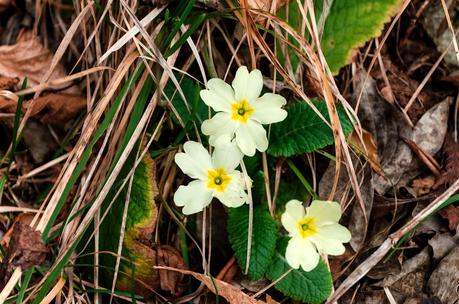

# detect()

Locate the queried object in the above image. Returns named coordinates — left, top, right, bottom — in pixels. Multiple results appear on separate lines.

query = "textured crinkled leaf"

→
left=164, top=75, right=207, bottom=125
left=266, top=237, right=332, bottom=304
left=227, top=205, right=278, bottom=280
left=268, top=101, right=354, bottom=157
left=321, top=0, right=403, bottom=74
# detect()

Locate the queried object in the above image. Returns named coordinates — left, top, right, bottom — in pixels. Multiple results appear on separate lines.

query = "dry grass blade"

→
left=99, top=7, right=166, bottom=63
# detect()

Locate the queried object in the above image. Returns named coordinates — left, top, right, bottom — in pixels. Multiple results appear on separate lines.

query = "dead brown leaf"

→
left=0, top=31, right=70, bottom=89
left=0, top=93, right=86, bottom=125
left=156, top=245, right=186, bottom=295
left=155, top=266, right=267, bottom=304
left=438, top=205, right=459, bottom=231
left=0, top=222, right=48, bottom=288
left=434, top=134, right=459, bottom=189
left=0, top=76, right=18, bottom=90
left=411, top=176, right=435, bottom=196
left=349, top=129, right=382, bottom=174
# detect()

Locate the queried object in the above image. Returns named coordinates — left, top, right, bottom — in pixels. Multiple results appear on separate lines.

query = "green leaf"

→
left=266, top=237, right=332, bottom=304
left=267, top=101, right=354, bottom=157
left=164, top=74, right=207, bottom=126
left=227, top=205, right=278, bottom=280
left=321, top=0, right=402, bottom=74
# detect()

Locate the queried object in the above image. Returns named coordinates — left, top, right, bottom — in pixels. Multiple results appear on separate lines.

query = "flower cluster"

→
left=173, top=65, right=351, bottom=272
left=174, top=66, right=287, bottom=213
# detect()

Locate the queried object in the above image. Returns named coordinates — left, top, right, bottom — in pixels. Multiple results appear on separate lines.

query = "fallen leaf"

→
left=22, top=120, right=59, bottom=163
left=0, top=222, right=48, bottom=288
left=411, top=176, right=435, bottom=197
left=348, top=129, right=382, bottom=174
left=428, top=232, right=458, bottom=260
left=155, top=266, right=267, bottom=304
left=0, top=32, right=69, bottom=88
left=412, top=98, right=450, bottom=156
left=0, top=76, right=18, bottom=90
left=379, top=247, right=430, bottom=298
left=421, top=0, right=459, bottom=69
left=434, top=134, right=459, bottom=189
left=355, top=70, right=450, bottom=194
left=0, top=213, right=34, bottom=249
left=0, top=93, right=86, bottom=125
left=438, top=205, right=459, bottom=231
left=156, top=245, right=186, bottom=295
left=428, top=246, right=459, bottom=304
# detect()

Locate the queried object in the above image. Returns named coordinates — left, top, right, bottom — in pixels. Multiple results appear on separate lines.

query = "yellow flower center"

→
left=297, top=217, right=317, bottom=238
left=231, top=99, right=254, bottom=123
left=207, top=167, right=231, bottom=192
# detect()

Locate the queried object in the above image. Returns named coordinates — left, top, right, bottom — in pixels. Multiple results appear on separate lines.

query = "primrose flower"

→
left=174, top=140, right=247, bottom=215
left=200, top=66, right=287, bottom=156
left=281, top=200, right=351, bottom=272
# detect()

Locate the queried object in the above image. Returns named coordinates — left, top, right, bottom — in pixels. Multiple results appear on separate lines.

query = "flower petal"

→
left=175, top=141, right=212, bottom=180
left=285, top=236, right=320, bottom=271
left=309, top=223, right=351, bottom=255
left=232, top=66, right=263, bottom=102
left=251, top=93, right=287, bottom=124
left=318, top=223, right=352, bottom=243
left=208, top=78, right=235, bottom=102
left=306, top=200, right=342, bottom=225
left=235, top=121, right=268, bottom=156
left=309, top=236, right=346, bottom=256
left=281, top=200, right=305, bottom=236
left=214, top=172, right=247, bottom=208
left=200, top=79, right=235, bottom=113
left=201, top=112, right=237, bottom=145
left=211, top=138, right=243, bottom=172
left=174, top=180, right=213, bottom=215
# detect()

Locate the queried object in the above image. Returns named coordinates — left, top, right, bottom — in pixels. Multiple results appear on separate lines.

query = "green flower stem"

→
left=286, top=159, right=318, bottom=200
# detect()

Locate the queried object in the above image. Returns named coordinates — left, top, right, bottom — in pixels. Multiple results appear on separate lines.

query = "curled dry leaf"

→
left=0, top=93, right=86, bottom=125
left=155, top=266, right=267, bottom=304
left=0, top=31, right=69, bottom=89
left=0, top=222, right=48, bottom=288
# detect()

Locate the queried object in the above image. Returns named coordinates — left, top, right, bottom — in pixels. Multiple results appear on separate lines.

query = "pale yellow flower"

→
left=174, top=140, right=247, bottom=214
left=281, top=200, right=351, bottom=271
left=200, top=66, right=287, bottom=156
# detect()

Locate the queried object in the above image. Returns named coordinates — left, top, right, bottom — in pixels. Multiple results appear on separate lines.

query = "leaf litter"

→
left=0, top=0, right=459, bottom=303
